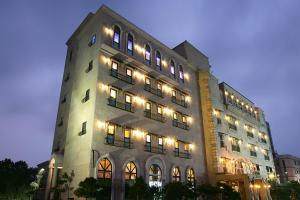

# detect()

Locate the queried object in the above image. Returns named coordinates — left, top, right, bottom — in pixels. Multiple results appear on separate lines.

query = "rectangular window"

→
left=81, top=122, right=87, bottom=135
left=113, top=32, right=120, bottom=44
left=146, top=134, right=151, bottom=142
left=145, top=51, right=151, bottom=61
left=172, top=90, right=176, bottom=97
left=145, top=77, right=151, bottom=85
left=83, top=89, right=90, bottom=102
left=157, top=106, right=162, bottom=114
left=157, top=83, right=162, bottom=91
left=111, top=61, right=118, bottom=70
left=182, top=116, right=187, bottom=123
left=86, top=60, right=93, bottom=72
left=171, top=66, right=175, bottom=75
left=218, top=133, right=225, bottom=148
left=89, top=34, right=96, bottom=46
left=158, top=137, right=163, bottom=145
left=146, top=102, right=151, bottom=111
left=124, top=128, right=131, bottom=148
left=125, top=94, right=132, bottom=103
left=110, top=88, right=117, bottom=99
left=107, top=124, right=115, bottom=135
left=174, top=141, right=179, bottom=156
left=126, top=68, right=132, bottom=77
left=173, top=113, right=177, bottom=120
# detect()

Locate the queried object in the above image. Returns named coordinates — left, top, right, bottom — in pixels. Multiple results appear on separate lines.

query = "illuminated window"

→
left=126, top=68, right=132, bottom=77
left=187, top=168, right=195, bottom=185
left=107, top=124, right=115, bottom=135
left=173, top=113, right=177, bottom=120
left=157, top=83, right=162, bottom=91
left=156, top=51, right=161, bottom=70
left=145, top=77, right=151, bottom=85
left=146, top=134, right=151, bottom=143
left=113, top=26, right=121, bottom=48
left=174, top=141, right=179, bottom=156
left=97, top=158, right=112, bottom=179
left=158, top=137, right=163, bottom=145
left=146, top=102, right=151, bottom=111
left=172, top=90, right=176, bottom=97
left=157, top=106, right=162, bottom=115
left=124, top=128, right=131, bottom=148
left=89, top=34, right=96, bottom=46
left=111, top=61, right=118, bottom=71
left=127, top=33, right=133, bottom=55
left=145, top=44, right=151, bottom=64
left=149, top=164, right=162, bottom=187
left=172, top=167, right=181, bottom=182
left=182, top=116, right=187, bottom=123
left=125, top=161, right=137, bottom=180
left=110, top=89, right=117, bottom=99
left=158, top=137, right=164, bottom=154
left=170, top=60, right=175, bottom=78
left=125, top=94, right=132, bottom=104
left=179, top=65, right=184, bottom=83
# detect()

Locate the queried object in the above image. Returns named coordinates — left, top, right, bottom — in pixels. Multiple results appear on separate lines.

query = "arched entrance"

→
left=149, top=164, right=162, bottom=187
left=97, top=158, right=112, bottom=200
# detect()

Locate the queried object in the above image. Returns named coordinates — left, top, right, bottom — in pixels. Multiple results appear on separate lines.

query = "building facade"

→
left=199, top=74, right=276, bottom=199
left=276, top=154, right=300, bottom=183
left=46, top=4, right=276, bottom=200
left=46, top=5, right=209, bottom=200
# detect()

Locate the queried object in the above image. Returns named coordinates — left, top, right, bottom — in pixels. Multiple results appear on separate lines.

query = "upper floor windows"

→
left=127, top=33, right=134, bottom=55
left=113, top=26, right=121, bottom=49
left=179, top=65, right=184, bottom=83
left=170, top=60, right=175, bottom=78
left=155, top=51, right=161, bottom=71
left=89, top=34, right=96, bottom=46
left=145, top=44, right=151, bottom=65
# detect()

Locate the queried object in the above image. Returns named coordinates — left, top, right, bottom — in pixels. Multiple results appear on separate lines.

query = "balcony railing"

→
left=232, top=145, right=240, bottom=152
left=144, top=84, right=163, bottom=98
left=110, top=69, right=134, bottom=84
left=250, top=151, right=257, bottom=157
left=228, top=123, right=237, bottom=131
left=171, top=96, right=187, bottom=108
left=144, top=144, right=166, bottom=154
left=144, top=111, right=165, bottom=122
left=105, top=136, right=133, bottom=149
left=247, top=132, right=254, bottom=138
left=108, top=97, right=134, bottom=113
left=172, top=120, right=189, bottom=130
left=174, top=150, right=191, bottom=159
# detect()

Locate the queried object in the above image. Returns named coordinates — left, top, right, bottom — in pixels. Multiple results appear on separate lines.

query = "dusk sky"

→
left=0, top=0, right=299, bottom=166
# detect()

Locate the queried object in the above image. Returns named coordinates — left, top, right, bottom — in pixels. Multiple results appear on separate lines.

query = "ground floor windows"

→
left=125, top=161, right=137, bottom=181
left=149, top=164, right=162, bottom=187
left=187, top=168, right=195, bottom=185
left=172, top=167, right=181, bottom=182
left=98, top=158, right=112, bottom=179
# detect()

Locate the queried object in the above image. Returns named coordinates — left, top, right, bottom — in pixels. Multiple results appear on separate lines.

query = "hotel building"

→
left=46, top=5, right=276, bottom=200
left=46, top=5, right=208, bottom=200
left=199, top=73, right=275, bottom=199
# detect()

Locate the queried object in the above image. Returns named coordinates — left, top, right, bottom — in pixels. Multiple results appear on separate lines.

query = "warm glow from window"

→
left=103, top=27, right=113, bottom=36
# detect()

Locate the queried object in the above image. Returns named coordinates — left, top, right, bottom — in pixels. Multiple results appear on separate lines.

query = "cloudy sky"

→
left=0, top=0, right=299, bottom=166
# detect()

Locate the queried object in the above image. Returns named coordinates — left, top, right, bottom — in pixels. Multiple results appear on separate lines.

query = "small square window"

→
left=126, top=68, right=132, bottom=77
left=125, top=94, right=132, bottom=103
left=124, top=128, right=131, bottom=138
left=145, top=77, right=151, bottom=85
left=107, top=124, right=115, bottom=134
left=89, top=34, right=96, bottom=46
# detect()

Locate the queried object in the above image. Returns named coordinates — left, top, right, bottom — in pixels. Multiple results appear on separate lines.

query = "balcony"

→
left=174, top=150, right=191, bottom=159
left=108, top=97, right=134, bottom=113
left=247, top=131, right=254, bottom=138
left=144, top=110, right=165, bottom=123
left=144, top=84, right=163, bottom=98
left=144, top=144, right=166, bottom=154
left=250, top=151, right=257, bottom=157
left=228, top=123, right=237, bottom=131
left=105, top=136, right=133, bottom=149
left=171, top=96, right=187, bottom=108
left=232, top=145, right=240, bottom=152
left=172, top=120, right=189, bottom=130
left=110, top=69, right=134, bottom=84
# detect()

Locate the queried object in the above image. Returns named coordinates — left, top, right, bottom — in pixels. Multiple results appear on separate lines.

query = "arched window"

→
left=186, top=168, right=195, bottom=185
left=125, top=161, right=137, bottom=180
left=113, top=26, right=121, bottom=49
left=98, top=158, right=112, bottom=179
left=127, top=33, right=134, bottom=55
left=149, top=164, right=162, bottom=187
left=145, top=44, right=151, bottom=65
left=179, top=65, right=184, bottom=83
left=170, top=60, right=175, bottom=78
left=172, top=167, right=181, bottom=182
left=155, top=51, right=161, bottom=71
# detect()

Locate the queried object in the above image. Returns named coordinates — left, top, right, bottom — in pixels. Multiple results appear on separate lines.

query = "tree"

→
left=163, top=181, right=195, bottom=200
left=197, top=184, right=219, bottom=200
left=62, top=171, right=75, bottom=199
left=126, top=177, right=153, bottom=200
left=74, top=177, right=99, bottom=200
left=0, top=158, right=37, bottom=199
left=217, top=183, right=241, bottom=200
